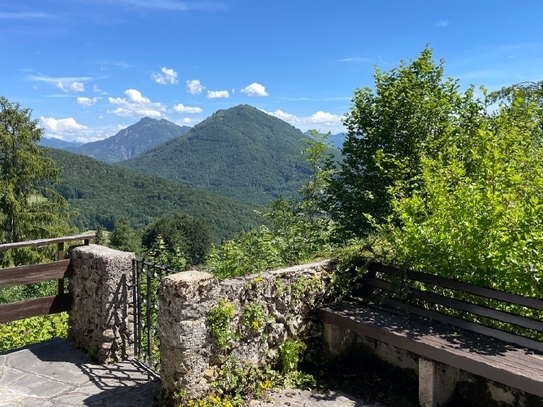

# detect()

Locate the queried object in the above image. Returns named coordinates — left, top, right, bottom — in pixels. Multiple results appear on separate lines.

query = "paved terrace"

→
left=0, top=339, right=160, bottom=407
left=0, top=339, right=386, bottom=407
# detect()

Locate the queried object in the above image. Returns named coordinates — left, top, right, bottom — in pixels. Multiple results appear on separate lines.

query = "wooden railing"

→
left=0, top=233, right=95, bottom=324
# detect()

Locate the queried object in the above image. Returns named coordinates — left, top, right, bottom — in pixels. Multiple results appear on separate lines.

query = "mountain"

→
left=117, top=105, right=312, bottom=206
left=329, top=132, right=347, bottom=149
left=71, top=117, right=191, bottom=163
left=46, top=148, right=261, bottom=242
left=38, top=137, right=83, bottom=150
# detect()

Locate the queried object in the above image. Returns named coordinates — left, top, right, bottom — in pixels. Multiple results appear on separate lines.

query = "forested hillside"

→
left=117, top=105, right=313, bottom=205
left=47, top=148, right=262, bottom=242
left=69, top=117, right=190, bottom=163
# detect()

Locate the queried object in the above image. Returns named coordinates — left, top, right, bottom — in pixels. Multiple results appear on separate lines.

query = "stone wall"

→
left=158, top=260, right=332, bottom=399
left=69, top=245, right=135, bottom=363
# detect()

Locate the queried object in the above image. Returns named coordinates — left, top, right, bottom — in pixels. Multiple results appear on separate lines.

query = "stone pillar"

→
left=419, top=358, right=460, bottom=407
left=158, top=270, right=220, bottom=399
left=69, top=244, right=135, bottom=363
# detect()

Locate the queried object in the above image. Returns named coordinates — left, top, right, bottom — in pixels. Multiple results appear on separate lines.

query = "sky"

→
left=2, top=0, right=543, bottom=143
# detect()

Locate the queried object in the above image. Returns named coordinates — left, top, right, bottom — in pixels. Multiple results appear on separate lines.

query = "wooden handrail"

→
left=0, top=233, right=96, bottom=323
left=0, top=233, right=96, bottom=251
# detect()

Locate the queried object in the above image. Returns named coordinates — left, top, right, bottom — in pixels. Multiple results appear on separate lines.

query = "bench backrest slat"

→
left=365, top=276, right=543, bottom=333
left=369, top=263, right=543, bottom=311
left=361, top=262, right=543, bottom=351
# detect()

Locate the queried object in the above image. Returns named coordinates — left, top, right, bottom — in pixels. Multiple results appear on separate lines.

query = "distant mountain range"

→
left=117, top=105, right=316, bottom=206
left=329, top=132, right=346, bottom=149
left=67, top=117, right=191, bottom=163
left=38, top=138, right=83, bottom=150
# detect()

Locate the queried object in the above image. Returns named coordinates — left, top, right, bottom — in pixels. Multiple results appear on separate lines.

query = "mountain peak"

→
left=118, top=104, right=313, bottom=205
left=71, top=117, right=191, bottom=163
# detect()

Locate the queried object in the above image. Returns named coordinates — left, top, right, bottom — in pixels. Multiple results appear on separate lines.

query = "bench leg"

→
left=322, top=323, right=356, bottom=356
left=419, top=358, right=460, bottom=407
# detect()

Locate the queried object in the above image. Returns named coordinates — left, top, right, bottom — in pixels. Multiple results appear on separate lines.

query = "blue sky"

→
left=2, top=1, right=543, bottom=143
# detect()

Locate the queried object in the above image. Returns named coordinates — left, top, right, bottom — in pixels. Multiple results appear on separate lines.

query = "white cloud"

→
left=108, top=88, right=165, bottom=117
left=56, top=81, right=85, bottom=93
left=0, top=11, right=52, bottom=20
left=40, top=117, right=88, bottom=133
left=77, top=97, right=101, bottom=107
left=338, top=57, right=370, bottom=63
left=93, top=84, right=108, bottom=95
left=111, top=0, right=225, bottom=11
left=186, top=79, right=204, bottom=94
left=173, top=103, right=202, bottom=114
left=39, top=116, right=93, bottom=140
left=269, top=109, right=299, bottom=123
left=182, top=118, right=192, bottom=124
left=207, top=90, right=229, bottom=99
left=152, top=67, right=178, bottom=85
left=240, top=82, right=268, bottom=97
left=309, top=111, right=342, bottom=124
left=436, top=20, right=449, bottom=27
left=27, top=75, right=92, bottom=93
left=264, top=109, right=342, bottom=126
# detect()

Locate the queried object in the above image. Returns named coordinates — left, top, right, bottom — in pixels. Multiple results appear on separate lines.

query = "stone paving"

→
left=0, top=339, right=160, bottom=406
left=0, top=339, right=388, bottom=407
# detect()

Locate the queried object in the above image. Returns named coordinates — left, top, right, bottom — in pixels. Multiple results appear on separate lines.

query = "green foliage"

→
left=118, top=105, right=314, bottom=206
left=142, top=212, right=212, bottom=266
left=145, top=234, right=187, bottom=271
left=207, top=132, right=336, bottom=278
left=207, top=300, right=237, bottom=351
left=94, top=224, right=108, bottom=246
left=0, top=313, right=69, bottom=352
left=178, top=356, right=315, bottom=407
left=330, top=47, right=484, bottom=240
left=109, top=217, right=141, bottom=252
left=0, top=96, right=74, bottom=245
left=241, top=303, right=269, bottom=334
left=380, top=91, right=543, bottom=295
left=278, top=339, right=306, bottom=374
left=46, top=148, right=261, bottom=243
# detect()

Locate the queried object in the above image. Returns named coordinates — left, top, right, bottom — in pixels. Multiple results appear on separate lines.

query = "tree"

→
left=382, top=90, right=543, bottom=295
left=109, top=217, right=140, bottom=252
left=141, top=212, right=212, bottom=265
left=0, top=97, right=73, bottom=247
left=329, top=48, right=485, bottom=239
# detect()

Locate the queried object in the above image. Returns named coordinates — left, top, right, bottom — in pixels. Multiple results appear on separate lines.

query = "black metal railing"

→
left=131, top=258, right=178, bottom=371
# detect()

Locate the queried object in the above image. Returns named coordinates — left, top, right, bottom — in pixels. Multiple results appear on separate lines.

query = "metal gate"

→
left=131, top=258, right=177, bottom=370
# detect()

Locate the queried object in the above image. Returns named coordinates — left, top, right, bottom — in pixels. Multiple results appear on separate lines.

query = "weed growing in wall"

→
left=207, top=299, right=237, bottom=351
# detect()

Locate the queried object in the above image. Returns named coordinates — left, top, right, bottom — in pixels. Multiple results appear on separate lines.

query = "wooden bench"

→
left=318, top=262, right=543, bottom=406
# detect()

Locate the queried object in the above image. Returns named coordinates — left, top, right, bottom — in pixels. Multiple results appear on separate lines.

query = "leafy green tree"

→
left=141, top=212, right=212, bottom=265
left=145, top=234, right=187, bottom=271
left=109, top=217, right=140, bottom=252
left=381, top=91, right=543, bottom=295
left=0, top=96, right=73, bottom=245
left=329, top=48, right=484, bottom=239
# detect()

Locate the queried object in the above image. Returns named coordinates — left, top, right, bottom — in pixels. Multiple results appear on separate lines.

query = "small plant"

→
left=241, top=303, right=269, bottom=333
left=207, top=300, right=237, bottom=350
left=278, top=339, right=306, bottom=374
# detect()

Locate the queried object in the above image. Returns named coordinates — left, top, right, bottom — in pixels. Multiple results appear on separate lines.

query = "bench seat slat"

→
left=364, top=292, right=543, bottom=354
left=319, top=303, right=543, bottom=398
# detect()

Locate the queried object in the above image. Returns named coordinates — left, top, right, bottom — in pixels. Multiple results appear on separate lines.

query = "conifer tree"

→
left=0, top=96, right=73, bottom=245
